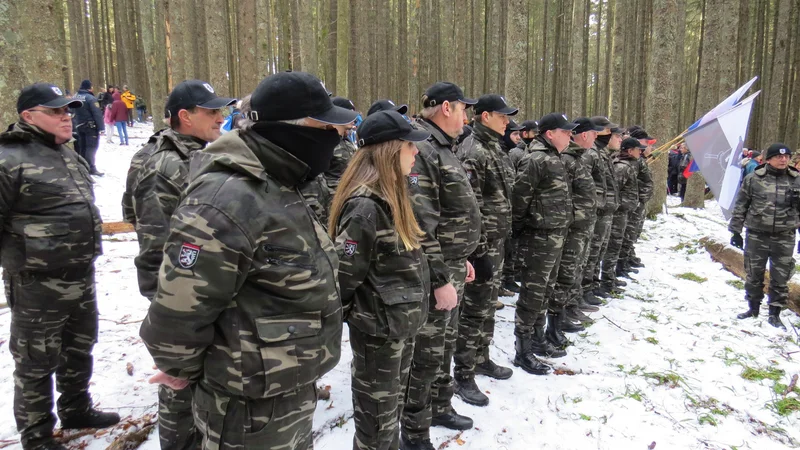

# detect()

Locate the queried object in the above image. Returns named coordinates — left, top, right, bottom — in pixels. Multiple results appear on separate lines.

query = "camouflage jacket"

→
left=300, top=173, right=332, bottom=226
left=334, top=186, right=430, bottom=339
left=581, top=145, right=608, bottom=211
left=601, top=146, right=620, bottom=213
left=729, top=165, right=800, bottom=234
left=410, top=119, right=481, bottom=289
left=323, top=138, right=357, bottom=195
left=508, top=140, right=531, bottom=172
left=637, top=156, right=654, bottom=205
left=0, top=122, right=102, bottom=274
left=612, top=154, right=640, bottom=212
left=512, top=138, right=573, bottom=233
left=457, top=121, right=514, bottom=250
left=140, top=129, right=342, bottom=400
left=122, top=128, right=206, bottom=299
left=562, top=143, right=597, bottom=229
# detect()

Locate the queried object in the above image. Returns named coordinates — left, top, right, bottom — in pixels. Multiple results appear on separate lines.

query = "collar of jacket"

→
left=156, top=128, right=206, bottom=159
left=419, top=119, right=455, bottom=148
left=563, top=141, right=586, bottom=157
left=615, top=152, right=638, bottom=162
left=472, top=121, right=501, bottom=145
left=758, top=164, right=799, bottom=178
left=530, top=135, right=557, bottom=154
left=0, top=121, right=62, bottom=149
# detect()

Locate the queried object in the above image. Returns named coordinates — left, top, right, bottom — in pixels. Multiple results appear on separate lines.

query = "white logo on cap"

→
left=349, top=101, right=355, bottom=109
left=501, top=96, right=507, bottom=104
left=203, top=83, right=215, bottom=93
left=780, top=148, right=787, bottom=154
left=51, top=87, right=63, bottom=96
left=388, top=100, right=395, bottom=106
left=562, top=114, right=568, bottom=121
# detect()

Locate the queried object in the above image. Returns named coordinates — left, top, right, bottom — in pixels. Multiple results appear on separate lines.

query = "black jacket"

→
left=72, top=89, right=104, bottom=131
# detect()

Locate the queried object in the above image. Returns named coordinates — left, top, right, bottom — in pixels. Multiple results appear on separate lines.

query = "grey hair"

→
left=420, top=104, right=442, bottom=120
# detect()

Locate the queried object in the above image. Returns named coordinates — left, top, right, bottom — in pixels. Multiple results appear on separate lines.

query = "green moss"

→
left=645, top=337, right=659, bottom=345
left=725, top=279, right=745, bottom=289
left=675, top=272, right=708, bottom=283
left=770, top=397, right=800, bottom=416
left=644, top=371, right=684, bottom=388
left=740, top=366, right=784, bottom=382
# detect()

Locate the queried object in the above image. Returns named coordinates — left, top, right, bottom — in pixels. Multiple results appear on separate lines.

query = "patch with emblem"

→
left=51, top=86, right=63, bottom=96
left=178, top=243, right=201, bottom=269
left=409, top=173, right=419, bottom=185
left=344, top=240, right=358, bottom=257
left=203, top=83, right=215, bottom=93
left=466, top=171, right=473, bottom=181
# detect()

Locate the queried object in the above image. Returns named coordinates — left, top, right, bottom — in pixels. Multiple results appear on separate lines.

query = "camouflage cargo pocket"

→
left=192, top=383, right=231, bottom=448
left=375, top=284, right=424, bottom=340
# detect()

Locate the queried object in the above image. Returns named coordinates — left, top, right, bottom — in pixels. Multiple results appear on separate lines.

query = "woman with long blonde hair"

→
left=328, top=110, right=430, bottom=450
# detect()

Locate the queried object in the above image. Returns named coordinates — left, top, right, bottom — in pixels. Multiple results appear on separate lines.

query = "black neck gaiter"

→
left=252, top=122, right=342, bottom=180
left=595, top=134, right=611, bottom=149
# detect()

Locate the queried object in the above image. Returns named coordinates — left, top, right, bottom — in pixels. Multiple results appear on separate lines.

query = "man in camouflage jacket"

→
left=511, top=113, right=577, bottom=373
left=1, top=83, right=119, bottom=450
left=618, top=128, right=655, bottom=275
left=600, top=138, right=643, bottom=293
left=452, top=95, right=517, bottom=408
left=122, top=79, right=234, bottom=450
left=729, top=143, right=800, bottom=329
left=401, top=82, right=481, bottom=450
left=140, top=72, right=356, bottom=450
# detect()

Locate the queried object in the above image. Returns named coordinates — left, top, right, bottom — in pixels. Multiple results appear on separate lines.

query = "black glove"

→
left=730, top=232, right=743, bottom=249
left=471, top=254, right=494, bottom=283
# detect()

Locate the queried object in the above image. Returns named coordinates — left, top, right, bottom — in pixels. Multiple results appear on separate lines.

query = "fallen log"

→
left=103, top=222, right=135, bottom=235
left=699, top=236, right=800, bottom=315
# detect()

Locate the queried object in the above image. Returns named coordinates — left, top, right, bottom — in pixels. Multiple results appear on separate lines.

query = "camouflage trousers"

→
left=601, top=211, right=629, bottom=284
left=553, top=222, right=596, bottom=309
left=4, top=268, right=98, bottom=449
left=515, top=229, right=566, bottom=335
left=350, top=327, right=414, bottom=450
left=402, top=258, right=467, bottom=440
left=192, top=380, right=316, bottom=450
left=502, top=236, right=518, bottom=282
left=582, top=212, right=614, bottom=293
left=620, top=202, right=645, bottom=261
left=158, top=384, right=200, bottom=450
left=454, top=238, right=504, bottom=379
left=744, top=230, right=795, bottom=308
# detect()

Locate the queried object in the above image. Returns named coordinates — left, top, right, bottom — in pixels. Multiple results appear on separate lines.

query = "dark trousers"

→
left=5, top=269, right=98, bottom=449
left=679, top=181, right=687, bottom=201
left=127, top=108, right=135, bottom=126
left=76, top=128, right=99, bottom=171
left=744, top=229, right=795, bottom=307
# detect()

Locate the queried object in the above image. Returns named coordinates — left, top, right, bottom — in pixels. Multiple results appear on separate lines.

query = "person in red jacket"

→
left=110, top=92, right=129, bottom=145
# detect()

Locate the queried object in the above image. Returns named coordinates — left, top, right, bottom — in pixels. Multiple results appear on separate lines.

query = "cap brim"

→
left=507, top=123, right=523, bottom=131
left=395, top=104, right=409, bottom=115
left=460, top=97, right=478, bottom=106
left=198, top=97, right=237, bottom=109
left=497, top=107, right=519, bottom=116
left=311, top=105, right=360, bottom=125
left=399, top=128, right=431, bottom=143
left=42, top=98, right=83, bottom=109
left=558, top=123, right=579, bottom=131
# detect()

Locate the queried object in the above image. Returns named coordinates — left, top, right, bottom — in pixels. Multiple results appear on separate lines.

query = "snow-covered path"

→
left=0, top=125, right=798, bottom=449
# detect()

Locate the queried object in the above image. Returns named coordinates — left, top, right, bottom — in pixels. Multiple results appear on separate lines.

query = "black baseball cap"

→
left=620, top=137, right=647, bottom=152
left=332, top=96, right=356, bottom=111
left=507, top=120, right=523, bottom=131
left=519, top=120, right=539, bottom=132
left=367, top=99, right=409, bottom=116
left=474, top=94, right=519, bottom=116
left=422, top=82, right=477, bottom=108
left=250, top=72, right=358, bottom=125
left=17, top=83, right=83, bottom=113
left=590, top=116, right=619, bottom=130
left=165, top=80, right=236, bottom=118
left=572, top=117, right=604, bottom=134
left=629, top=127, right=656, bottom=144
left=357, top=110, right=430, bottom=146
left=537, top=113, right=578, bottom=133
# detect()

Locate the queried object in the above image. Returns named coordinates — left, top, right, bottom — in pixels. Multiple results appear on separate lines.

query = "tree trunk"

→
left=764, top=0, right=791, bottom=141
left=289, top=0, right=302, bottom=70
left=237, top=0, right=259, bottom=94
left=683, top=171, right=706, bottom=209
left=166, top=0, right=185, bottom=85
left=505, top=0, right=527, bottom=118
left=205, top=0, right=231, bottom=96
left=298, top=0, right=317, bottom=74
left=140, top=0, right=168, bottom=131
left=326, top=0, right=337, bottom=88
left=336, top=0, right=349, bottom=96
left=646, top=154, right=668, bottom=217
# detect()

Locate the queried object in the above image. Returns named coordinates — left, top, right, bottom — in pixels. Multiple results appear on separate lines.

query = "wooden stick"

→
left=783, top=374, right=798, bottom=396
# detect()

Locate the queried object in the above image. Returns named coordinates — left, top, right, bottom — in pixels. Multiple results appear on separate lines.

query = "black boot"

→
left=584, top=290, right=603, bottom=306
left=566, top=305, right=593, bottom=323
left=614, top=278, right=627, bottom=287
left=513, top=334, right=552, bottom=375
left=400, top=434, right=435, bottom=450
left=455, top=377, right=489, bottom=406
left=431, top=409, right=473, bottom=430
left=596, top=283, right=622, bottom=298
left=629, top=257, right=644, bottom=268
left=60, top=409, right=120, bottom=430
left=577, top=297, right=600, bottom=312
left=736, top=299, right=760, bottom=319
left=545, top=311, right=569, bottom=348
left=560, top=313, right=585, bottom=333
left=502, top=278, right=520, bottom=293
left=530, top=325, right=567, bottom=358
left=475, top=359, right=513, bottom=380
left=768, top=306, right=787, bottom=330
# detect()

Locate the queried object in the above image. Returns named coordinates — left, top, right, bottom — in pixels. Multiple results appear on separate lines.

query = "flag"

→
left=686, top=76, right=758, bottom=132
left=682, top=159, right=699, bottom=179
left=683, top=91, right=760, bottom=219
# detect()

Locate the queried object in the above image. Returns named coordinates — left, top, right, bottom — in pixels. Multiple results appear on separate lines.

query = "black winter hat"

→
left=17, top=83, right=83, bottom=113
left=357, top=110, right=430, bottom=146
left=80, top=79, right=92, bottom=90
left=764, top=143, right=792, bottom=160
left=250, top=72, right=357, bottom=124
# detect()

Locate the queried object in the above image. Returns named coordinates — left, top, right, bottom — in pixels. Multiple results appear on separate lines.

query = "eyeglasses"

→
left=29, top=107, right=73, bottom=118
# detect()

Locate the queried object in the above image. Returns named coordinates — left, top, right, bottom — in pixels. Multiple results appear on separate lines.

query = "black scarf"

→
left=252, top=122, right=341, bottom=180
left=522, top=137, right=534, bottom=145
left=595, top=134, right=611, bottom=149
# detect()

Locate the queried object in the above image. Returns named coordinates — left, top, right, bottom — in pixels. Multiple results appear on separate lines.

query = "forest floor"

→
left=0, top=123, right=799, bottom=450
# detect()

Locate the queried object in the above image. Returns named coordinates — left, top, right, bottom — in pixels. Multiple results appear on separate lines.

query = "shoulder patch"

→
left=408, top=173, right=419, bottom=186
left=343, top=239, right=358, bottom=257
left=178, top=243, right=201, bottom=268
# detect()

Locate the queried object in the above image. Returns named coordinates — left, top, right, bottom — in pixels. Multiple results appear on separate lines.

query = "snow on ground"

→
left=1, top=125, right=799, bottom=449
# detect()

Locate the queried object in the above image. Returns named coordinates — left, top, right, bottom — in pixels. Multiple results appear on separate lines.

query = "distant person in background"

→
left=121, top=85, right=136, bottom=126
left=134, top=96, right=147, bottom=123
left=97, top=85, right=115, bottom=110
left=110, top=92, right=129, bottom=145
left=103, top=101, right=115, bottom=143
left=72, top=79, right=105, bottom=176
left=678, top=145, right=691, bottom=201
left=742, top=151, right=762, bottom=177
left=668, top=144, right=683, bottom=195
